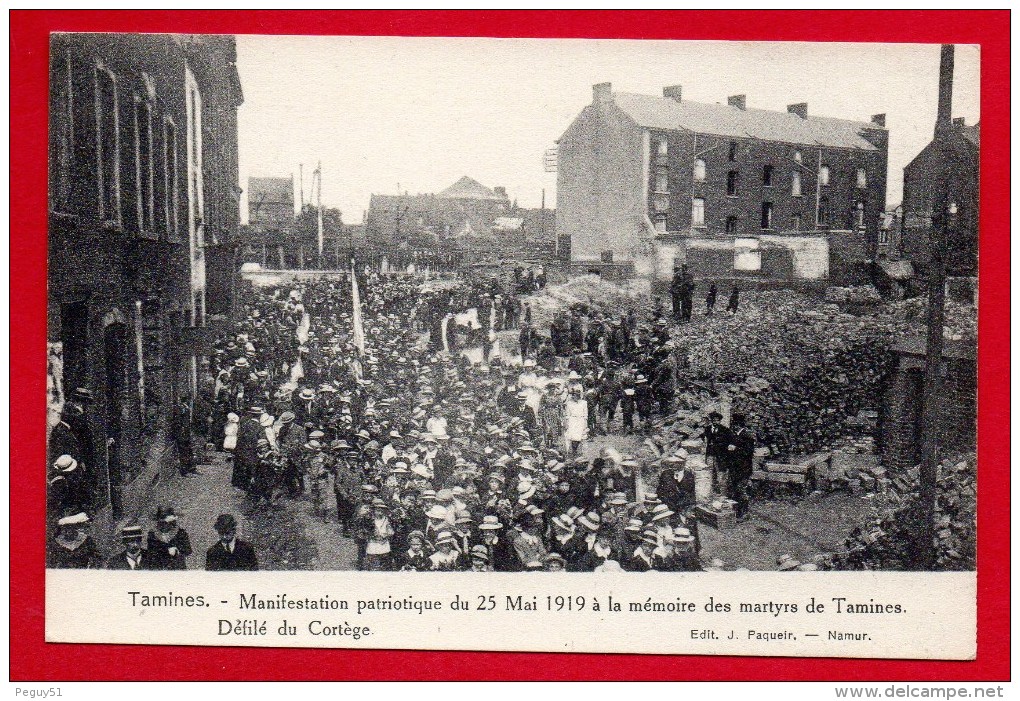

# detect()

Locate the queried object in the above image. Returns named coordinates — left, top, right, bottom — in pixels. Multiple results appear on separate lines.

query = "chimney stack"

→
left=728, top=94, right=746, bottom=111
left=871, top=113, right=886, bottom=127
left=936, top=44, right=954, bottom=135
left=663, top=85, right=683, bottom=102
left=787, top=103, right=808, bottom=119
left=952, top=117, right=966, bottom=128
left=493, top=186, right=507, bottom=199
left=593, top=82, right=612, bottom=105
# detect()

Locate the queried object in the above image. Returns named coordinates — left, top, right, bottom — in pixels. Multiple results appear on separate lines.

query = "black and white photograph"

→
left=46, top=33, right=978, bottom=585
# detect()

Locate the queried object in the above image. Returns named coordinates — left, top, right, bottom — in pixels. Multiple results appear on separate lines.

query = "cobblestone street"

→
left=155, top=447, right=356, bottom=570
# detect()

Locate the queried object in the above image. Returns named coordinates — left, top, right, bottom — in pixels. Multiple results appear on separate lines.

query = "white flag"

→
left=351, top=261, right=366, bottom=357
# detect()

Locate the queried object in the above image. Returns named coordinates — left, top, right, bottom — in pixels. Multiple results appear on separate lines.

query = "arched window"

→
left=793, top=150, right=802, bottom=164
left=693, top=159, right=706, bottom=182
left=791, top=170, right=802, bottom=197
left=657, top=139, right=668, bottom=156
left=95, top=63, right=120, bottom=222
left=819, top=164, right=831, bottom=187
left=856, top=168, right=867, bottom=189
left=134, top=94, right=155, bottom=233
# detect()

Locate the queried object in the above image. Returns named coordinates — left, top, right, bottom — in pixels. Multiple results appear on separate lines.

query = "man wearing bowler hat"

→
left=205, top=514, right=259, bottom=571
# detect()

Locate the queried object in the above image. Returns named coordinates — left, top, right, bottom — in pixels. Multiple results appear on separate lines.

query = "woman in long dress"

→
left=563, top=386, right=589, bottom=459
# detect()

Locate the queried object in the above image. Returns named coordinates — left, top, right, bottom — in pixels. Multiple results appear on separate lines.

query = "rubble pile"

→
left=824, top=285, right=883, bottom=306
left=824, top=454, right=976, bottom=571
left=879, top=296, right=977, bottom=341
left=667, top=291, right=901, bottom=458
left=524, top=275, right=648, bottom=329
left=815, top=434, right=881, bottom=492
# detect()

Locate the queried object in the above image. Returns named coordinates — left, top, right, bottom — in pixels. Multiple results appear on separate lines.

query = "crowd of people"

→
left=47, top=265, right=758, bottom=572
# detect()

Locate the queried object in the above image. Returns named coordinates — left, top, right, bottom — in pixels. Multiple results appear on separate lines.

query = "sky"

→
left=235, top=36, right=979, bottom=224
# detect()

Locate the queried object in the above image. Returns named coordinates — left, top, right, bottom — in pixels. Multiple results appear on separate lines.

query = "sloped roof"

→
left=438, top=176, right=506, bottom=201
left=612, top=93, right=881, bottom=150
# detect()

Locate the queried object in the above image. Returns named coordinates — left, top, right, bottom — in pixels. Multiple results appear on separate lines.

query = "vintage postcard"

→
left=42, top=32, right=980, bottom=659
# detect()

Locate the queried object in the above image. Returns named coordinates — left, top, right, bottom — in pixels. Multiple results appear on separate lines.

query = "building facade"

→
left=47, top=33, right=242, bottom=537
left=556, top=83, right=888, bottom=288
left=899, top=45, right=979, bottom=281
left=901, top=122, right=979, bottom=278
left=247, top=176, right=295, bottom=230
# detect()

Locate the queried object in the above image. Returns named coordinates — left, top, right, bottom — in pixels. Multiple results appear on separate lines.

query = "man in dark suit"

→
left=49, top=388, right=97, bottom=505
left=725, top=413, right=756, bottom=519
left=105, top=524, right=167, bottom=570
left=656, top=454, right=696, bottom=514
left=655, top=454, right=702, bottom=553
left=205, top=514, right=259, bottom=571
left=232, top=407, right=263, bottom=491
left=704, top=411, right=733, bottom=493
left=173, top=395, right=199, bottom=476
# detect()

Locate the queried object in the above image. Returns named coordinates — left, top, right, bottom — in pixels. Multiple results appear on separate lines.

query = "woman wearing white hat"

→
left=563, top=385, right=589, bottom=459
left=47, top=512, right=100, bottom=569
left=428, top=531, right=462, bottom=571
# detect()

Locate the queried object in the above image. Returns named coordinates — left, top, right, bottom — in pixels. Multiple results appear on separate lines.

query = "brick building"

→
left=247, top=176, right=295, bottom=230
left=47, top=33, right=242, bottom=535
left=880, top=336, right=976, bottom=471
left=365, top=176, right=515, bottom=266
left=899, top=48, right=979, bottom=279
left=556, top=83, right=888, bottom=289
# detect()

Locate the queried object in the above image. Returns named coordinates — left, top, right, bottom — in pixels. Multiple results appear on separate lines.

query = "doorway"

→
left=103, top=321, right=128, bottom=519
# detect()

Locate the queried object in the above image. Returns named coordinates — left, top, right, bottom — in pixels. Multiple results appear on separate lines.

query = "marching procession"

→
left=47, top=265, right=758, bottom=573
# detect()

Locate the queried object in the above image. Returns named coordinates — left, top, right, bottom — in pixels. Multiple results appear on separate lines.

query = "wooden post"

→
left=917, top=44, right=954, bottom=571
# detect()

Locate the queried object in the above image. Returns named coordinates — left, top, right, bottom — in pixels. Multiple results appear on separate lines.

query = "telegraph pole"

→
left=917, top=44, right=954, bottom=571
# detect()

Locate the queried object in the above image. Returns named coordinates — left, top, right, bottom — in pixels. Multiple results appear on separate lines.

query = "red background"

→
left=10, top=10, right=1010, bottom=681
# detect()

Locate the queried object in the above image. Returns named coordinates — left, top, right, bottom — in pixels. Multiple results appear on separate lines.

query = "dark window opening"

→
left=725, top=216, right=738, bottom=235
left=726, top=170, right=739, bottom=197
left=763, top=165, right=774, bottom=186
left=818, top=196, right=830, bottom=227
left=728, top=141, right=738, bottom=161
left=59, top=302, right=89, bottom=395
left=103, top=321, right=129, bottom=519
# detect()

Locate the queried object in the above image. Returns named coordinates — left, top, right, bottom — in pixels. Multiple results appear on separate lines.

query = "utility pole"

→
left=917, top=44, right=954, bottom=571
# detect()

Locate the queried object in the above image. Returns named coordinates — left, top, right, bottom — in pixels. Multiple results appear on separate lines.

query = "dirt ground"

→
left=158, top=448, right=356, bottom=571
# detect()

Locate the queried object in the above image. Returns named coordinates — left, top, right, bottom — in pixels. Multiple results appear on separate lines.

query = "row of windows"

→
left=688, top=197, right=867, bottom=231
left=52, top=53, right=183, bottom=240
left=654, top=138, right=867, bottom=191
left=686, top=161, right=866, bottom=191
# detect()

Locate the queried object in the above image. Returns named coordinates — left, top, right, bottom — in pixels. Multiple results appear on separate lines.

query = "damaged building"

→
left=556, top=83, right=888, bottom=291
